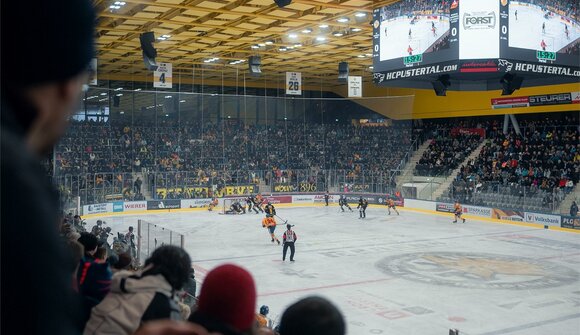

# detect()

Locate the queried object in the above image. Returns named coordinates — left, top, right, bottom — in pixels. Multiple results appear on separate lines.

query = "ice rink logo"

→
left=377, top=252, right=577, bottom=289
left=463, top=11, right=496, bottom=29
left=498, top=59, right=513, bottom=71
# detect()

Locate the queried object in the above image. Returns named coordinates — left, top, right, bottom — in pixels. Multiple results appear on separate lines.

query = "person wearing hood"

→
left=83, top=245, right=193, bottom=335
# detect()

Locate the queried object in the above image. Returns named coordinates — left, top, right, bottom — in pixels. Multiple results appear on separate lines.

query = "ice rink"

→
left=380, top=16, right=449, bottom=61
left=92, top=205, right=580, bottom=335
left=510, top=4, right=580, bottom=53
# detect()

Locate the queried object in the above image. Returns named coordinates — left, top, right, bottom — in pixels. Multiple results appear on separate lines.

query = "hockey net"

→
left=222, top=197, right=245, bottom=214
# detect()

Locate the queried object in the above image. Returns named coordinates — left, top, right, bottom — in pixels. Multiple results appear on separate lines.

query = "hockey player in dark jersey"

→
left=246, top=196, right=255, bottom=214
left=357, top=197, right=368, bottom=219
left=339, top=195, right=353, bottom=212
left=264, top=201, right=276, bottom=218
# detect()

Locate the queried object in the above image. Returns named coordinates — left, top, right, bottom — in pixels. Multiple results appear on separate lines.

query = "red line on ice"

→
left=258, top=277, right=395, bottom=297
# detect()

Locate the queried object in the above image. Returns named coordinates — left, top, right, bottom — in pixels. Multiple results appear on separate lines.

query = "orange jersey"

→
left=388, top=199, right=395, bottom=206
left=256, top=194, right=264, bottom=202
left=262, top=217, right=276, bottom=227
left=256, top=314, right=268, bottom=327
left=454, top=203, right=462, bottom=212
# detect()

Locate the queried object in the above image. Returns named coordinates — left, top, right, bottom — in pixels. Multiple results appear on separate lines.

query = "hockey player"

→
left=256, top=305, right=273, bottom=329
left=565, top=24, right=569, bottom=39
left=282, top=224, right=297, bottom=262
left=253, top=194, right=265, bottom=213
left=208, top=197, right=218, bottom=211
left=246, top=196, right=254, bottom=214
left=339, top=195, right=353, bottom=212
left=264, top=201, right=276, bottom=218
left=387, top=198, right=399, bottom=215
left=407, top=45, right=413, bottom=55
left=357, top=197, right=368, bottom=219
left=91, top=220, right=104, bottom=236
left=324, top=191, right=330, bottom=206
left=453, top=201, right=466, bottom=223
left=542, top=22, right=546, bottom=34
left=262, top=216, right=280, bottom=245
left=408, top=28, right=412, bottom=39
left=515, top=9, right=518, bottom=21
left=541, top=39, right=547, bottom=51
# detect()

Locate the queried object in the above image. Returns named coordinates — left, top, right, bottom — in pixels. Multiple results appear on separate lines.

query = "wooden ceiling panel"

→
left=95, top=0, right=375, bottom=84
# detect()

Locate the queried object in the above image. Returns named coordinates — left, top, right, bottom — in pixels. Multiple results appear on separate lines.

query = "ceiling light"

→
left=357, top=54, right=365, bottom=58
left=319, top=24, right=329, bottom=28
left=120, top=111, right=125, bottom=114
left=333, top=32, right=344, bottom=37
left=369, top=66, right=374, bottom=69
left=316, top=36, right=326, bottom=41
left=287, top=46, right=294, bottom=49
left=134, top=88, right=142, bottom=91
left=115, top=87, right=123, bottom=91
left=180, top=100, right=186, bottom=103
left=351, top=28, right=362, bottom=32
left=365, top=53, right=373, bottom=57
left=165, top=95, right=172, bottom=99
left=294, top=43, right=302, bottom=47
left=165, top=114, right=169, bottom=117
left=337, top=18, right=349, bottom=23
left=157, top=37, right=166, bottom=41
left=258, top=43, right=266, bottom=47
left=99, top=98, right=108, bottom=102
left=302, top=28, right=312, bottom=33
left=355, top=12, right=366, bottom=17
left=100, top=92, right=107, bottom=96
left=279, top=48, right=287, bottom=51
left=265, top=40, right=274, bottom=45
left=238, top=59, right=245, bottom=62
left=116, top=93, right=123, bottom=96
left=251, top=45, right=259, bottom=49
left=288, top=33, right=298, bottom=38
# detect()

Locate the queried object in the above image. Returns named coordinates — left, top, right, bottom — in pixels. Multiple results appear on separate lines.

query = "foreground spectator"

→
left=278, top=296, right=345, bottom=335
left=84, top=245, right=192, bottom=334
left=0, top=0, right=95, bottom=333
left=77, top=233, right=113, bottom=323
left=189, top=264, right=258, bottom=335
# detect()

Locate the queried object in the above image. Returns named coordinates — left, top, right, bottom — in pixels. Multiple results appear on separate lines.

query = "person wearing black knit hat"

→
left=278, top=296, right=345, bottom=335
left=1, top=0, right=96, bottom=334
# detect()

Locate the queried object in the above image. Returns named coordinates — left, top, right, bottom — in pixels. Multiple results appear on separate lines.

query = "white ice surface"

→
left=89, top=206, right=580, bottom=335
left=510, top=4, right=580, bottom=52
left=380, top=16, right=450, bottom=61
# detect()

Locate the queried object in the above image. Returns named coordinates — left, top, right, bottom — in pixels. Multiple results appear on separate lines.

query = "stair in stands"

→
left=395, top=139, right=433, bottom=187
left=557, top=183, right=579, bottom=215
left=430, top=140, right=488, bottom=202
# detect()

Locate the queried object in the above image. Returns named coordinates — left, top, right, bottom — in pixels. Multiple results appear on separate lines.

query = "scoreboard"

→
left=372, top=0, right=580, bottom=90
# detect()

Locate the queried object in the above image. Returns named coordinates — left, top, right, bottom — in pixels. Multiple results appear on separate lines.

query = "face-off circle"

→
left=376, top=252, right=578, bottom=290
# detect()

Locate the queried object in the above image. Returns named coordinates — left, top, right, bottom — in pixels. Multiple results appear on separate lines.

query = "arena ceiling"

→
left=94, top=0, right=398, bottom=88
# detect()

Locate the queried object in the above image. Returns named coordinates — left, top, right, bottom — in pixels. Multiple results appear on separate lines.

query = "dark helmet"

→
left=260, top=305, right=269, bottom=315
left=286, top=224, right=292, bottom=230
left=96, top=220, right=103, bottom=226
left=128, top=226, right=134, bottom=232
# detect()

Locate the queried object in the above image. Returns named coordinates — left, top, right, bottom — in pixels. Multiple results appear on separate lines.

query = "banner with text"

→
left=450, top=127, right=486, bottom=138
left=524, top=212, right=561, bottom=226
left=154, top=63, right=173, bottom=88
left=561, top=216, right=580, bottom=230
left=492, top=208, right=524, bottom=222
left=348, top=76, right=362, bottom=97
left=123, top=201, right=148, bottom=212
left=147, top=200, right=181, bottom=210
left=83, top=203, right=113, bottom=215
left=286, top=72, right=302, bottom=95
left=181, top=198, right=213, bottom=208
left=273, top=182, right=318, bottom=193
left=492, top=92, right=580, bottom=109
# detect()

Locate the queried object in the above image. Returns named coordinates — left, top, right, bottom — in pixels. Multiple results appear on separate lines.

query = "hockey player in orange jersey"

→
left=453, top=201, right=465, bottom=223
left=262, top=216, right=281, bottom=245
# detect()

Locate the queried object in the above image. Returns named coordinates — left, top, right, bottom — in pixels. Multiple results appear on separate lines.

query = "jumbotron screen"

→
left=372, top=0, right=580, bottom=85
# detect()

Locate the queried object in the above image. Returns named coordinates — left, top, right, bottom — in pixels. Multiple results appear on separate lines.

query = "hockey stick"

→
left=275, top=214, right=288, bottom=224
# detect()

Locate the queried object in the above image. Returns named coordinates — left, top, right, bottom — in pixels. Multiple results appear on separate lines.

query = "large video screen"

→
left=372, top=0, right=459, bottom=76
left=378, top=0, right=451, bottom=61
left=502, top=0, right=580, bottom=67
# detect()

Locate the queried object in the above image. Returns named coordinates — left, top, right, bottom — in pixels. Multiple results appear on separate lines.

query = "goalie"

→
left=225, top=200, right=245, bottom=215
left=262, top=216, right=281, bottom=245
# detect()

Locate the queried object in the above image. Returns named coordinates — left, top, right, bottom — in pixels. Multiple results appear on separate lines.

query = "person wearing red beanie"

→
left=189, top=264, right=258, bottom=335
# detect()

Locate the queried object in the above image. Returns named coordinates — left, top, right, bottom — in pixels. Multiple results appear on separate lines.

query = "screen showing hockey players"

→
left=508, top=0, right=579, bottom=55
left=378, top=0, right=451, bottom=62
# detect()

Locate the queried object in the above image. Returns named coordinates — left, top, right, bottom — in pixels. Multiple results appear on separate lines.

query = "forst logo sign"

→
left=463, top=11, right=496, bottom=29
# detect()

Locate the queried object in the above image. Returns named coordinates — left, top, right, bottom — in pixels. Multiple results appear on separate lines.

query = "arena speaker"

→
left=432, top=74, right=451, bottom=96
left=274, top=0, right=292, bottom=8
left=248, top=56, right=262, bottom=77
left=500, top=73, right=523, bottom=96
left=338, top=62, right=349, bottom=82
left=140, top=32, right=158, bottom=71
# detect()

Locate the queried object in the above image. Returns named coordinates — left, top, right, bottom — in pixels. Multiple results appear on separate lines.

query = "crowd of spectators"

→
left=60, top=215, right=345, bottom=335
left=380, top=0, right=450, bottom=21
left=55, top=121, right=417, bottom=201
left=446, top=123, right=579, bottom=211
left=415, top=134, right=483, bottom=176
